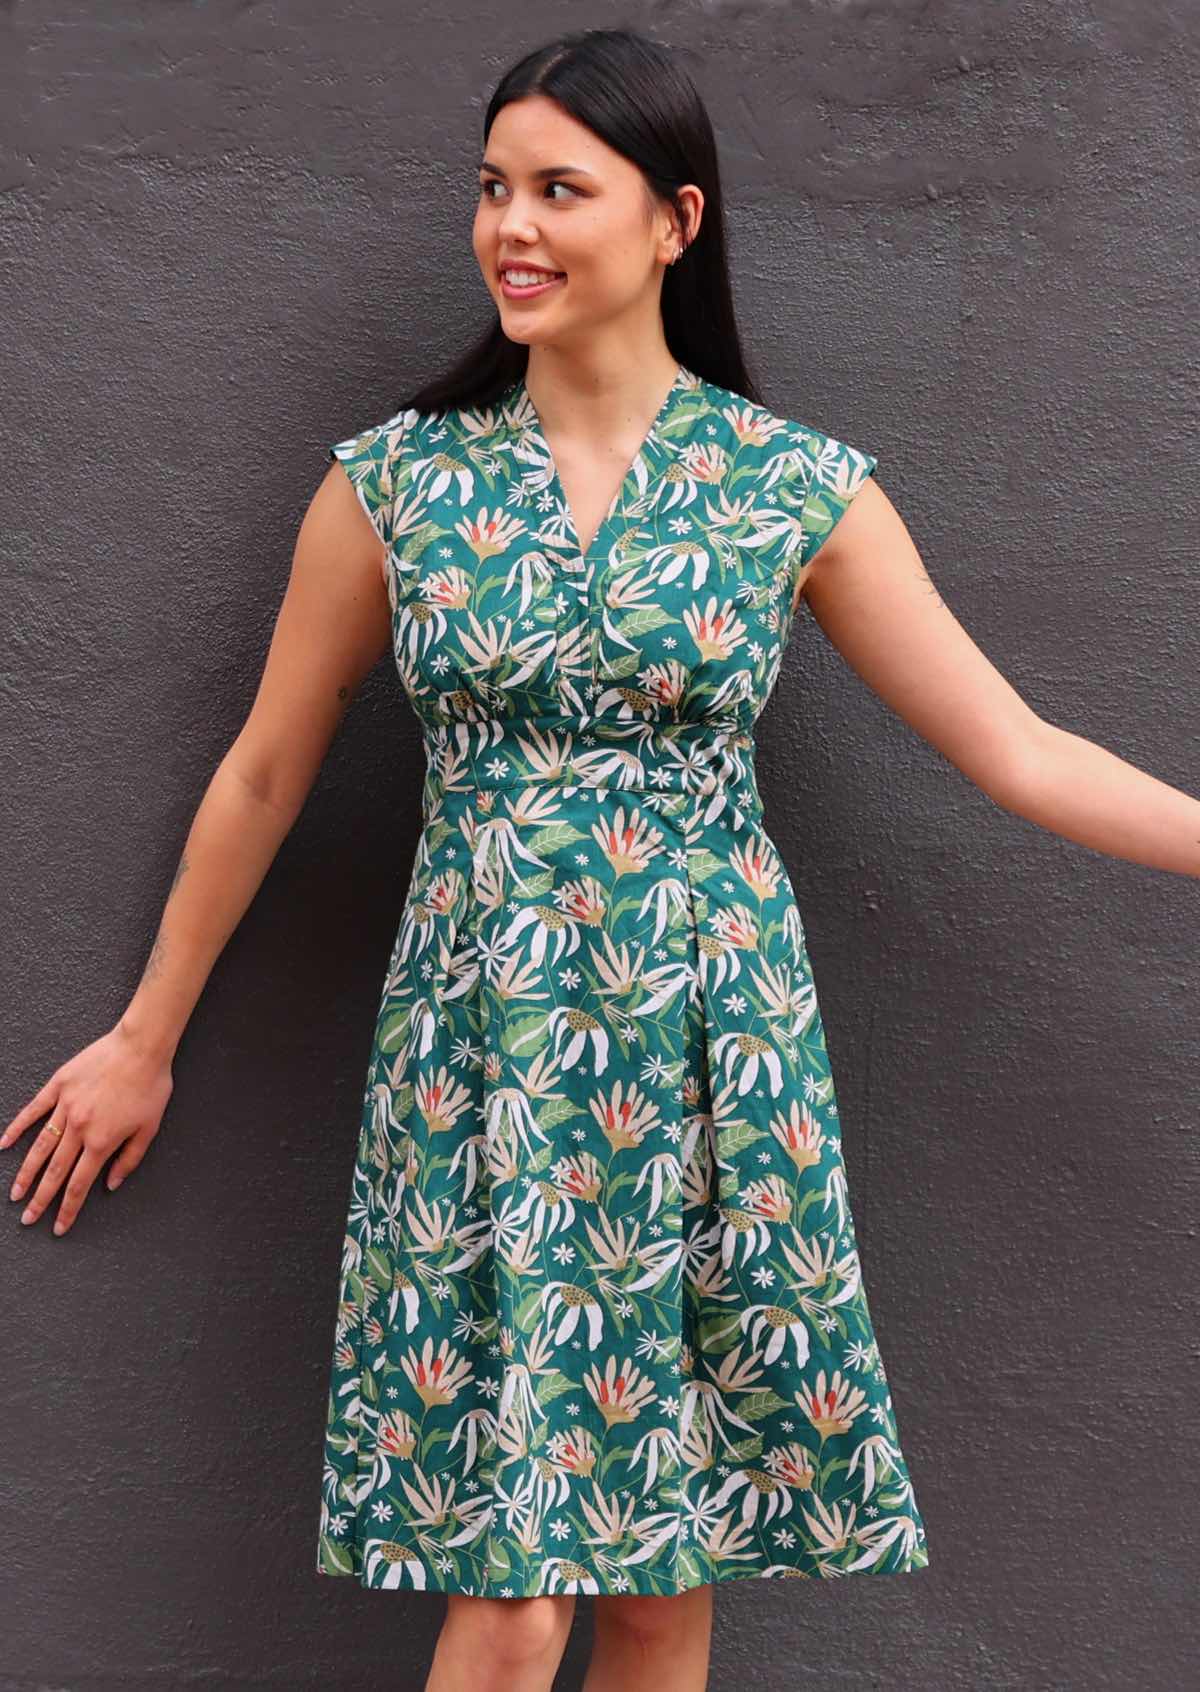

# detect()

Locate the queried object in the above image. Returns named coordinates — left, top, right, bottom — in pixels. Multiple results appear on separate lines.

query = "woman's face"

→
left=473, top=94, right=681, bottom=351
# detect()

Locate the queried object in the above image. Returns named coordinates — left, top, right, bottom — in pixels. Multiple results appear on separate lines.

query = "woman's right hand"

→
left=2, top=1020, right=174, bottom=1237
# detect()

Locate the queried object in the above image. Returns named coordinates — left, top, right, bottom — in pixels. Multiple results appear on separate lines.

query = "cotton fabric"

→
left=315, top=363, right=929, bottom=1595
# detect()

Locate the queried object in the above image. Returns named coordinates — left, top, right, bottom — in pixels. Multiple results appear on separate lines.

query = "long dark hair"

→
left=394, top=27, right=764, bottom=416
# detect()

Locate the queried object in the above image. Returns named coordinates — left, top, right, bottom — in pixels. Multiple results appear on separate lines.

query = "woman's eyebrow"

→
left=478, top=161, right=599, bottom=181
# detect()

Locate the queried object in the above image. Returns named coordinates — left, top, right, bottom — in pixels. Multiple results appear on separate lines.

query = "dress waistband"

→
left=417, top=715, right=766, bottom=825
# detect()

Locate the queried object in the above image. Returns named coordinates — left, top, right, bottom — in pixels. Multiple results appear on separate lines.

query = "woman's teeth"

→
left=501, top=269, right=567, bottom=297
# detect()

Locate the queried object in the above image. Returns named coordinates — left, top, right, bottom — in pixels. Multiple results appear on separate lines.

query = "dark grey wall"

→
left=2, top=3, right=1197, bottom=1688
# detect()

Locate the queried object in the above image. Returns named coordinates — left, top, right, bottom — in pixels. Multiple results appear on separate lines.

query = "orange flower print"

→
left=591, top=804, right=664, bottom=875
left=683, top=595, right=747, bottom=661
left=763, top=1440, right=816, bottom=1492
left=710, top=904, right=759, bottom=949
left=426, top=868, right=464, bottom=915
left=584, top=1354, right=657, bottom=1426
left=415, top=1064, right=474, bottom=1135
left=546, top=1424, right=598, bottom=1477
left=418, top=563, right=474, bottom=609
left=377, top=1409, right=418, bottom=1460
left=590, top=1078, right=660, bottom=1151
left=737, top=1172, right=794, bottom=1224
left=549, top=1151, right=604, bottom=1203
left=456, top=505, right=527, bottom=562
left=553, top=875, right=608, bottom=926
left=635, top=659, right=690, bottom=709
left=731, top=837, right=781, bottom=899
left=770, top=1099, right=825, bottom=1172
left=801, top=1368, right=870, bottom=1439
left=402, top=1337, right=475, bottom=1407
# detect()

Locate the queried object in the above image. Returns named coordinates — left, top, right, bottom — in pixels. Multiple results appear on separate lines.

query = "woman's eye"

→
left=478, top=180, right=578, bottom=201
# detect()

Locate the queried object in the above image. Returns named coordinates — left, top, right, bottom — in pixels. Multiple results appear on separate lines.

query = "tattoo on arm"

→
left=143, top=849, right=190, bottom=983
left=168, top=850, right=190, bottom=898
left=914, top=566, right=946, bottom=610
left=143, top=929, right=167, bottom=983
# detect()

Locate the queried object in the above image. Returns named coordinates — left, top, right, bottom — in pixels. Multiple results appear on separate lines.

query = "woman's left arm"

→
left=799, top=478, right=1200, bottom=880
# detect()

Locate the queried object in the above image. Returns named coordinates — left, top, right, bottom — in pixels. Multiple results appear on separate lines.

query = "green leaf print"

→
left=526, top=821, right=587, bottom=855
left=614, top=604, right=676, bottom=638
left=736, top=1389, right=792, bottom=1422
left=714, top=1120, right=769, bottom=1157
left=501, top=1011, right=550, bottom=1056
left=534, top=1094, right=584, bottom=1132
left=534, top=1370, right=576, bottom=1404
left=603, top=649, right=643, bottom=679
left=684, top=847, right=726, bottom=883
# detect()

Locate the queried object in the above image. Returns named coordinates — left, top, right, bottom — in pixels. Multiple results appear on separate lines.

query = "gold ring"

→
left=45, top=1120, right=64, bottom=1139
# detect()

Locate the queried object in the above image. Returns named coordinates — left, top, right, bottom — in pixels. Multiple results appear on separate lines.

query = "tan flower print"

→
left=418, top=563, right=474, bottom=608
left=683, top=595, right=748, bottom=661
left=591, top=803, right=665, bottom=875
left=770, top=1099, right=825, bottom=1171
left=455, top=506, right=527, bottom=563
left=585, top=1355, right=658, bottom=1426
left=415, top=1065, right=474, bottom=1135
left=402, top=1338, right=475, bottom=1408
left=590, top=1078, right=660, bottom=1151
left=730, top=836, right=781, bottom=899
left=801, top=1368, right=870, bottom=1439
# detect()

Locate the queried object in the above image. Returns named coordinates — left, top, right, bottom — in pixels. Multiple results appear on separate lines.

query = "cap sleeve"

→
left=328, top=409, right=408, bottom=552
left=798, top=426, right=878, bottom=567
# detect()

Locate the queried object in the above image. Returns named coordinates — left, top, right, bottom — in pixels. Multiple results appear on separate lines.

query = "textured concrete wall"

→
left=2, top=2, right=1198, bottom=1688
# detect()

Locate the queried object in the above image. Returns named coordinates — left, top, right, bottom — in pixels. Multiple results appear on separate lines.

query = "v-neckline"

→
left=514, top=362, right=690, bottom=563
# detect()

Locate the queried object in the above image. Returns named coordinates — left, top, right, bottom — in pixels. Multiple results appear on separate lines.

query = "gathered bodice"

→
left=333, top=364, right=878, bottom=757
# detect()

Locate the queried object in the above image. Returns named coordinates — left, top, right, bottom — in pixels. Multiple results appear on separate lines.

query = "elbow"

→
left=223, top=742, right=313, bottom=820
left=976, top=716, right=1055, bottom=816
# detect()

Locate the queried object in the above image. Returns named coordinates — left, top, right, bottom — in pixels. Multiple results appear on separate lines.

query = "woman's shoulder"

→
left=330, top=386, right=522, bottom=462
left=329, top=403, right=420, bottom=463
left=734, top=385, right=879, bottom=487
left=690, top=377, right=803, bottom=454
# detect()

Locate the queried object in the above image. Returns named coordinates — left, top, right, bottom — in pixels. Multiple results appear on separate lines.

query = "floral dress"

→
left=315, top=362, right=929, bottom=1596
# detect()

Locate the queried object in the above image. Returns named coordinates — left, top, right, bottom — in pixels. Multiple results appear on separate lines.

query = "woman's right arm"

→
left=2, top=460, right=393, bottom=1235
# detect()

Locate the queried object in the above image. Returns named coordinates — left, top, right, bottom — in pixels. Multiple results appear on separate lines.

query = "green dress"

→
left=315, top=363, right=929, bottom=1596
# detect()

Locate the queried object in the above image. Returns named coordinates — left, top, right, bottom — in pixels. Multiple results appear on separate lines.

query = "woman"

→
left=5, top=25, right=1196, bottom=1692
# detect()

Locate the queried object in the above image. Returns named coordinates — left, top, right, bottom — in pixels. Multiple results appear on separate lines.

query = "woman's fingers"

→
left=104, top=1127, right=153, bottom=1194
left=8, top=1112, right=65, bottom=1202
left=49, top=1144, right=108, bottom=1236
left=12, top=1115, right=80, bottom=1224
left=0, top=1074, right=61, bottom=1152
